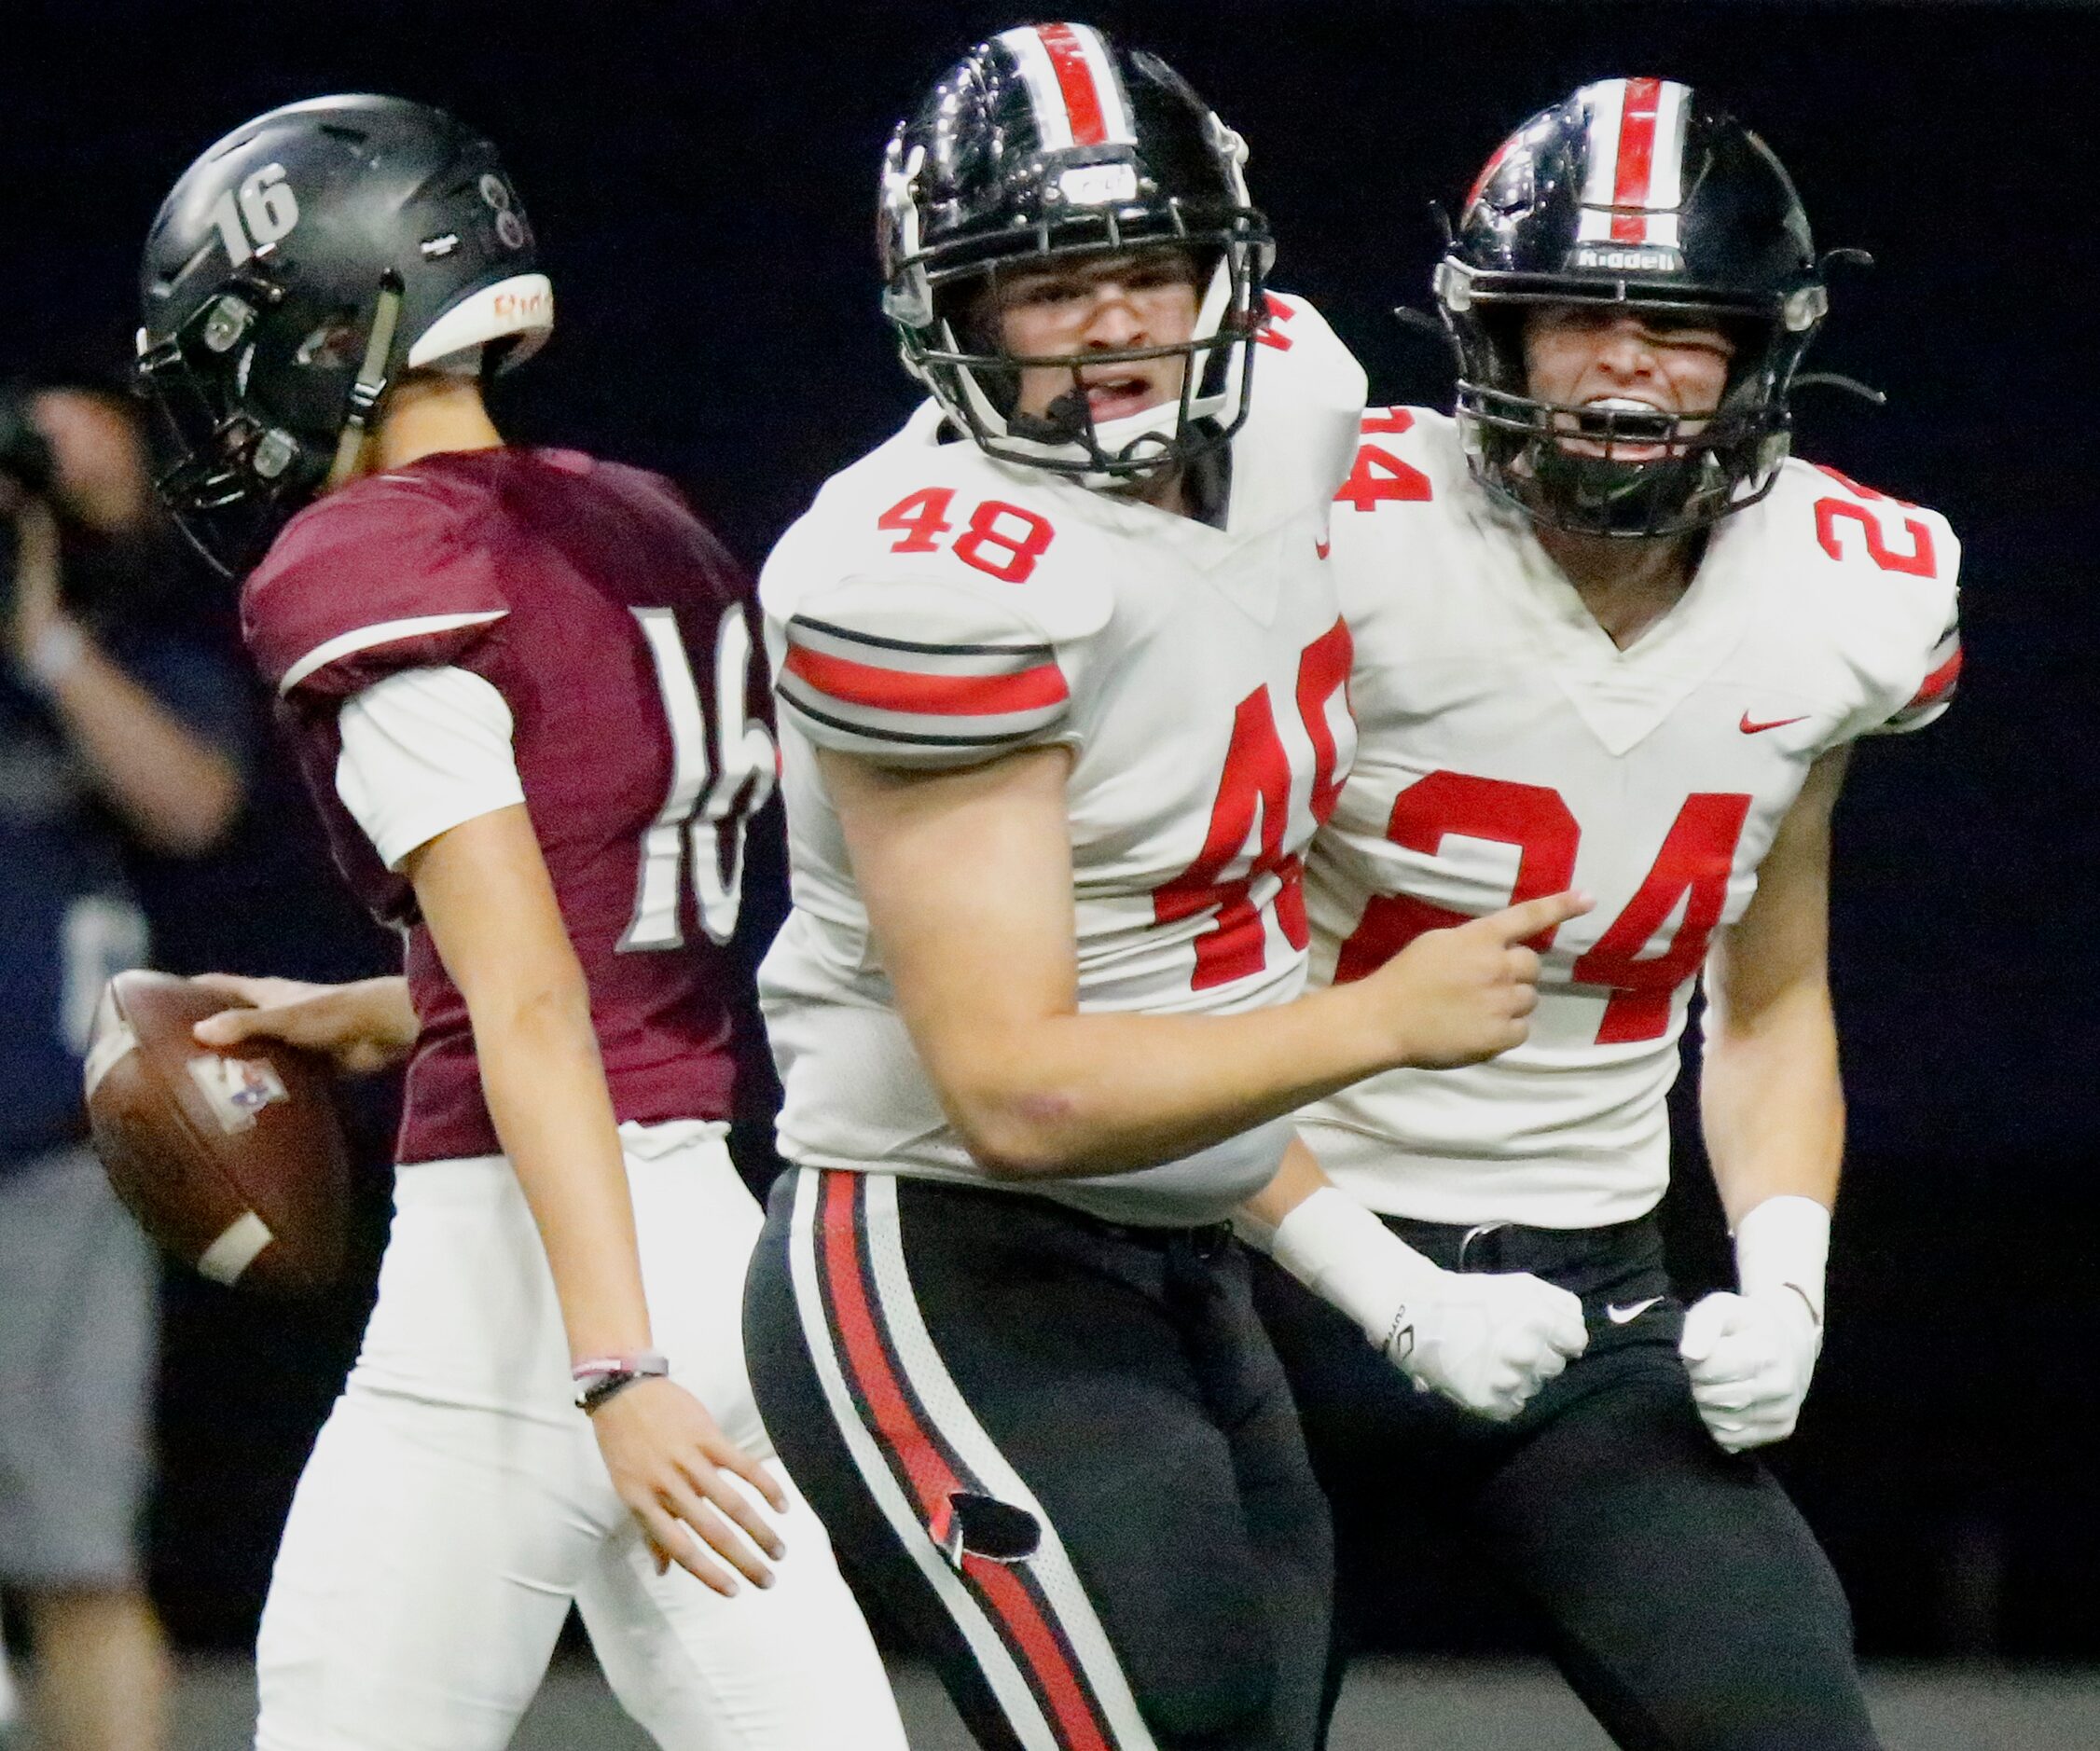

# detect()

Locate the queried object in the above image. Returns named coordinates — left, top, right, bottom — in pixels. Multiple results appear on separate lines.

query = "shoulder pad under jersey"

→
left=243, top=470, right=507, bottom=700
left=1229, top=292, right=1371, bottom=531
left=762, top=441, right=1112, bottom=768
left=1763, top=459, right=1963, bottom=737
left=1328, top=404, right=1465, bottom=524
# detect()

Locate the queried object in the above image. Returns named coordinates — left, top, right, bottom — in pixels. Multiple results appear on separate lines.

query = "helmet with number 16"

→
left=137, top=94, right=552, bottom=573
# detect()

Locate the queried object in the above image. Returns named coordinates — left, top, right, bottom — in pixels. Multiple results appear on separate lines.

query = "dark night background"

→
left=3, top=0, right=2093, bottom=1666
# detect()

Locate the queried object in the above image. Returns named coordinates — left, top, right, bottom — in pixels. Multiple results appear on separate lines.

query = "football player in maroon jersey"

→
left=139, top=96, right=905, bottom=1749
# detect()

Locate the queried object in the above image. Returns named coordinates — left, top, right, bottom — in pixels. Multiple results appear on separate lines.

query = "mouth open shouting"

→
left=1552, top=393, right=1687, bottom=463
left=1072, top=362, right=1178, bottom=425
left=1524, top=306, right=1737, bottom=467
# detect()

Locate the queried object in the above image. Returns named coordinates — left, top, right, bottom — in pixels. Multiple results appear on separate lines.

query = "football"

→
left=83, top=970, right=351, bottom=1296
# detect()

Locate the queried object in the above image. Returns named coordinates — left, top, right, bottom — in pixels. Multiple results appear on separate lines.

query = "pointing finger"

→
left=1485, top=889, right=1594, bottom=948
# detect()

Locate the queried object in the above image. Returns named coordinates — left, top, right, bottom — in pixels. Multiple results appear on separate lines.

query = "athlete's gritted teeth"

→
left=1558, top=393, right=1677, bottom=462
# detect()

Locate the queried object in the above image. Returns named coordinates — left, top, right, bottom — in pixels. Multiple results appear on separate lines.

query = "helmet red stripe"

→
left=1466, top=138, right=1514, bottom=211
left=1036, top=22, right=1110, bottom=146
left=1610, top=76, right=1665, bottom=242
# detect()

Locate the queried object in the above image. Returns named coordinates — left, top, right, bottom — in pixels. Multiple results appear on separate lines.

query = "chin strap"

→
left=326, top=275, right=405, bottom=487
left=1792, top=371, right=1887, bottom=407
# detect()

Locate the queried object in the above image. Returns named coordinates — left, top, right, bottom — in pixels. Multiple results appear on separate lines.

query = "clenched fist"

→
left=1267, top=1187, right=1589, bottom=1421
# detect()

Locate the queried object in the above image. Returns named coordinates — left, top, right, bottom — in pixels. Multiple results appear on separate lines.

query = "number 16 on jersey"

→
left=621, top=605, right=777, bottom=952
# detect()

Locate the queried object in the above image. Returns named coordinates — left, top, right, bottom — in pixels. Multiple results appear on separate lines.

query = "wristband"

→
left=1734, top=1195, right=1831, bottom=1328
left=1268, top=1187, right=1432, bottom=1358
left=573, top=1350, right=670, bottom=1413
left=23, top=618, right=87, bottom=693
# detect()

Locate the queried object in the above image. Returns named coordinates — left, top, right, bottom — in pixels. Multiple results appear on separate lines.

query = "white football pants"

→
left=255, top=1121, right=906, bottom=1751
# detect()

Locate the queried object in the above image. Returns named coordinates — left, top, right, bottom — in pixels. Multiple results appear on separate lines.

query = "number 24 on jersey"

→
left=1336, top=770, right=1752, bottom=1044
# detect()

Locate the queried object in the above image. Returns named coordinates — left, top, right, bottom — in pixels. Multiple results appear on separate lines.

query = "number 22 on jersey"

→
left=1334, top=770, right=1751, bottom=1043
left=621, top=606, right=777, bottom=952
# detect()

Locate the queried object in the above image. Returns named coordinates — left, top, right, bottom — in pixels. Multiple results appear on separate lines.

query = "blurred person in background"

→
left=0, top=378, right=251, bottom=1751
left=1, top=1620, right=18, bottom=1744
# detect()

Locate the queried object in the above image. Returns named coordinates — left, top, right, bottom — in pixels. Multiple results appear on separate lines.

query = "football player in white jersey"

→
left=1245, top=81, right=1958, bottom=1749
left=741, top=25, right=1584, bottom=1751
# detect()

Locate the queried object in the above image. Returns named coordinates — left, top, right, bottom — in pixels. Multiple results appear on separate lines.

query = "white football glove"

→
left=1267, top=1188, right=1588, bottom=1422
left=1679, top=1195, right=1831, bottom=1453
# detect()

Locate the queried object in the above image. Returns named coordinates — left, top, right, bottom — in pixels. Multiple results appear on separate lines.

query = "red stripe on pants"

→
left=817, top=1173, right=1116, bottom=1751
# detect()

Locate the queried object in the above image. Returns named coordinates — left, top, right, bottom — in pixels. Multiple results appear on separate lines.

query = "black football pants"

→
left=745, top=1167, right=1333, bottom=1751
left=1250, top=1213, right=1880, bottom=1751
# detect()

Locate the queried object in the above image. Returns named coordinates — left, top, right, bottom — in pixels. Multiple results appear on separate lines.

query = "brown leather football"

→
left=84, top=970, right=350, bottom=1296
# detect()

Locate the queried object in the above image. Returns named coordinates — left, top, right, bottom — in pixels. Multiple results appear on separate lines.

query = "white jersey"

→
left=1303, top=407, right=1961, bottom=1228
left=759, top=295, right=1366, bottom=1224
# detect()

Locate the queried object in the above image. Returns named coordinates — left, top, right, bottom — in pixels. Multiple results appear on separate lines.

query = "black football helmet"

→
left=879, top=21, right=1272, bottom=482
left=136, top=95, right=551, bottom=573
left=1436, top=77, right=1828, bottom=538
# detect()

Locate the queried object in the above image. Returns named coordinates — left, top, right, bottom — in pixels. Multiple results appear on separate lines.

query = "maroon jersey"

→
left=244, top=448, right=776, bottom=1163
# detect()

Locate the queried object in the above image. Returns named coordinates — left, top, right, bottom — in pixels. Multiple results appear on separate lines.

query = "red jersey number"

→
left=1333, top=771, right=1751, bottom=1043
left=1255, top=292, right=1298, bottom=352
left=1334, top=408, right=1432, bottom=512
left=620, top=607, right=778, bottom=953
left=1154, top=619, right=1354, bottom=991
left=1810, top=464, right=1937, bottom=578
left=877, top=489, right=1056, bottom=584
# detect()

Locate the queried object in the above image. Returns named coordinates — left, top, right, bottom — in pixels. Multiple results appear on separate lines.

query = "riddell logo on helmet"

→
left=1568, top=244, right=1683, bottom=273
left=492, top=287, right=549, bottom=322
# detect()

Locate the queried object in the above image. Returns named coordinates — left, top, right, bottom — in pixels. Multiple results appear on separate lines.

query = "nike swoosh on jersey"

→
left=1739, top=711, right=1810, bottom=735
left=1605, top=1297, right=1663, bottom=1325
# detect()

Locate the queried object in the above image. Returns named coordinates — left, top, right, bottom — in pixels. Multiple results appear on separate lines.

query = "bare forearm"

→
left=470, top=983, right=655, bottom=1358
left=45, top=636, right=242, bottom=855
left=829, top=741, right=1579, bottom=1183
left=338, top=976, right=420, bottom=1069
left=1701, top=744, right=1850, bottom=1229
left=1239, top=1134, right=1333, bottom=1234
left=942, top=979, right=1397, bottom=1179
left=1700, top=981, right=1844, bottom=1226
